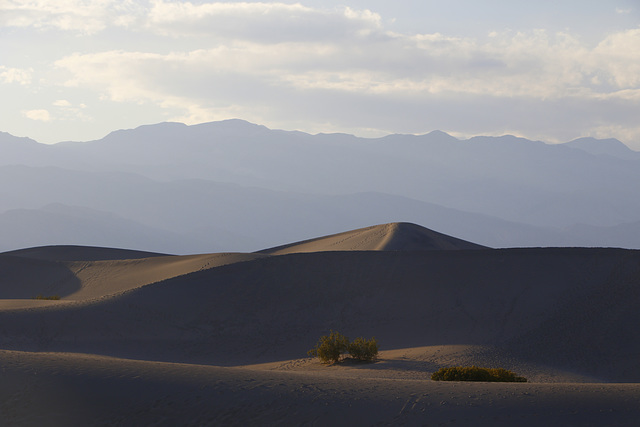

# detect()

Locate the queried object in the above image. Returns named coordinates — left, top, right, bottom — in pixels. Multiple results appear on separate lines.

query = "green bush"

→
left=32, top=294, right=61, bottom=300
left=307, top=330, right=350, bottom=364
left=431, top=366, right=527, bottom=382
left=348, top=336, right=379, bottom=362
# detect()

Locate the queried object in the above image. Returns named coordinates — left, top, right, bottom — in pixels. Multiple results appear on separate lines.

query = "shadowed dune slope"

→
left=0, top=247, right=638, bottom=381
left=259, top=222, right=488, bottom=254
left=0, top=255, right=81, bottom=299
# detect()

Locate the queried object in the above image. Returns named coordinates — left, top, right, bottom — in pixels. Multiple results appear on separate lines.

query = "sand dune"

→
left=259, top=221, right=487, bottom=254
left=1, top=223, right=639, bottom=425
left=0, top=245, right=637, bottom=381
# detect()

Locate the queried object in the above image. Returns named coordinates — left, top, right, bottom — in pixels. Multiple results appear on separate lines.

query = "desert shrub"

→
left=32, top=294, right=61, bottom=300
left=307, top=330, right=350, bottom=364
left=347, top=336, right=379, bottom=362
left=431, top=366, right=527, bottom=382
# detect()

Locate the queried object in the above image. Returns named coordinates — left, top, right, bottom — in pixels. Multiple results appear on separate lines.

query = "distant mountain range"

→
left=1, top=120, right=639, bottom=253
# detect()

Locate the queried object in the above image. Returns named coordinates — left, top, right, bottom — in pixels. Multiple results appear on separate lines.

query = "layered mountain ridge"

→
left=1, top=119, right=639, bottom=252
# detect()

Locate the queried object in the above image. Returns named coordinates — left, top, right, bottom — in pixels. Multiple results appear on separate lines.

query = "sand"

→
left=0, top=223, right=639, bottom=425
left=1, top=349, right=638, bottom=426
left=0, top=251, right=266, bottom=303
left=259, top=221, right=487, bottom=254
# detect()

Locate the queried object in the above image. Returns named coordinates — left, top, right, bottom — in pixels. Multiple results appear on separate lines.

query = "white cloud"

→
left=1, top=0, right=383, bottom=39
left=53, top=99, right=72, bottom=107
left=10, top=2, right=640, bottom=101
left=63, top=27, right=637, bottom=100
left=592, top=29, right=640, bottom=88
left=23, top=109, right=51, bottom=121
left=0, top=0, right=143, bottom=34
left=0, top=66, right=33, bottom=85
left=146, top=1, right=382, bottom=41
left=52, top=99, right=93, bottom=122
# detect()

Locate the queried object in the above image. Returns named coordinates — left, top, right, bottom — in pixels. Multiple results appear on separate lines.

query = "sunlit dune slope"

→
left=62, top=252, right=267, bottom=300
left=259, top=222, right=487, bottom=254
left=0, top=249, right=266, bottom=302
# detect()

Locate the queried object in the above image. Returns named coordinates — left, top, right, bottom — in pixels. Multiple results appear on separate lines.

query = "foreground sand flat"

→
left=1, top=350, right=639, bottom=427
left=1, top=223, right=639, bottom=425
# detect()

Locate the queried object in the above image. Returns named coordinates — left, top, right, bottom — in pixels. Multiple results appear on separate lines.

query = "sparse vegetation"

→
left=308, top=331, right=378, bottom=364
left=347, top=336, right=379, bottom=362
left=431, top=366, right=527, bottom=382
left=32, top=294, right=61, bottom=300
left=308, top=330, right=349, bottom=364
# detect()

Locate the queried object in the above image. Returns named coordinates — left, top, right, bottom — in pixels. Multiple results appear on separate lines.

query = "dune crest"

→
left=1, top=245, right=168, bottom=261
left=259, top=222, right=487, bottom=255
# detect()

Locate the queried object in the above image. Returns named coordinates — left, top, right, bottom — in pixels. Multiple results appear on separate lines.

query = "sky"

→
left=1, top=0, right=639, bottom=148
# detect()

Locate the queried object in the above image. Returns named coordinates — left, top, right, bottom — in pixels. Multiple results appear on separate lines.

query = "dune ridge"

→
left=1, top=245, right=169, bottom=261
left=259, top=221, right=487, bottom=254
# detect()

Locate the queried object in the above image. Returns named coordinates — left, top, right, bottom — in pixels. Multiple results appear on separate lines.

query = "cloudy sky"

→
left=2, top=0, right=639, bottom=148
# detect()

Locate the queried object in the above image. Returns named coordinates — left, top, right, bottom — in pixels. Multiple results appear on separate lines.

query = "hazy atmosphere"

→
left=2, top=0, right=639, bottom=147
left=2, top=2, right=640, bottom=425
